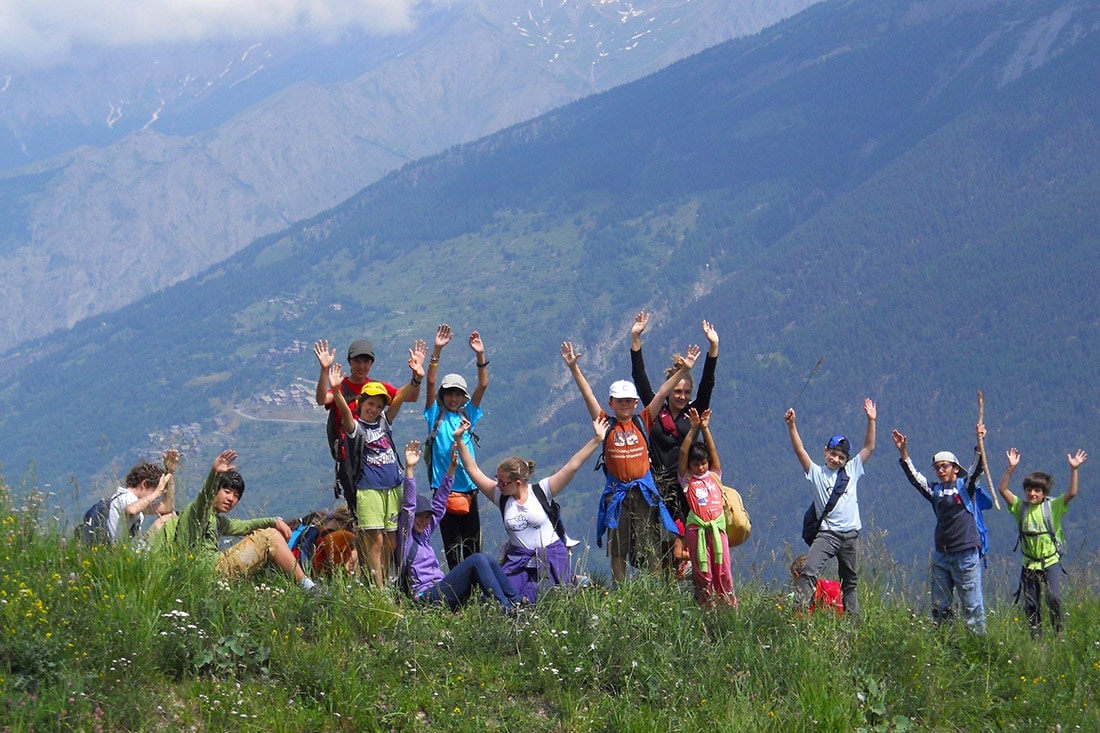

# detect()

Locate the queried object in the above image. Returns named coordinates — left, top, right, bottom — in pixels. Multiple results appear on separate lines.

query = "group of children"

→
left=785, top=399, right=1087, bottom=635
left=95, top=315, right=1088, bottom=634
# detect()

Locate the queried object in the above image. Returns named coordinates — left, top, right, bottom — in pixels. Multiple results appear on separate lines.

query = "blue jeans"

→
left=420, top=553, right=518, bottom=611
left=930, top=547, right=985, bottom=635
left=797, top=530, right=859, bottom=617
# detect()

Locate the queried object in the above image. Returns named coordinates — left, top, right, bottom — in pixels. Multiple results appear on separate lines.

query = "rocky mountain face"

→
left=0, top=0, right=816, bottom=352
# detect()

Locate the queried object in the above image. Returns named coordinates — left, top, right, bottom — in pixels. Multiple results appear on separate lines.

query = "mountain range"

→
left=2, top=0, right=1098, bottom=578
left=0, top=0, right=815, bottom=352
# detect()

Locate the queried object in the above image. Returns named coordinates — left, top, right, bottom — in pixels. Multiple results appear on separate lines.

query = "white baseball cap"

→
left=608, top=380, right=639, bottom=400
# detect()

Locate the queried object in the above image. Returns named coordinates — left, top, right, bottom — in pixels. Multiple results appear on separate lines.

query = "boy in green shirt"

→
left=160, top=449, right=322, bottom=595
left=997, top=447, right=1088, bottom=634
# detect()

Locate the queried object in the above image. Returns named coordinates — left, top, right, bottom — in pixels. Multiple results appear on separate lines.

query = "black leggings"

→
left=440, top=493, right=482, bottom=571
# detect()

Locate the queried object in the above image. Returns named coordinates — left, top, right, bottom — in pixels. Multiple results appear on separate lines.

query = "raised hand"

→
left=1068, top=449, right=1088, bottom=469
left=1005, top=447, right=1021, bottom=469
left=328, top=363, right=346, bottom=389
left=784, top=408, right=797, bottom=426
left=593, top=415, right=610, bottom=440
left=163, top=449, right=182, bottom=473
left=681, top=344, right=701, bottom=369
left=314, top=339, right=336, bottom=369
left=560, top=341, right=581, bottom=367
left=891, top=429, right=907, bottom=453
left=863, top=398, right=877, bottom=421
left=435, top=324, right=453, bottom=351
left=404, top=440, right=422, bottom=468
left=469, top=331, right=484, bottom=355
left=212, top=450, right=237, bottom=474
left=454, top=418, right=471, bottom=441
left=701, top=320, right=718, bottom=348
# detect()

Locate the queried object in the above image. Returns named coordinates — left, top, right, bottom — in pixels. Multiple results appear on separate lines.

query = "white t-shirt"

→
left=107, top=488, right=141, bottom=543
left=493, top=479, right=558, bottom=550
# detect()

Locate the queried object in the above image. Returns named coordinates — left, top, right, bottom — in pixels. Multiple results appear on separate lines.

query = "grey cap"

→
left=415, top=495, right=433, bottom=515
left=347, top=339, right=375, bottom=361
left=438, top=373, right=470, bottom=401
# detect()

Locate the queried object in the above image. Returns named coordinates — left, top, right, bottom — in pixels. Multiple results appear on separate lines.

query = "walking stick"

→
left=977, top=390, right=1000, bottom=510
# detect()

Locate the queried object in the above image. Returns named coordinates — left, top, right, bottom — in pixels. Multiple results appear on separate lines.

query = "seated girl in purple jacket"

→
left=395, top=441, right=519, bottom=613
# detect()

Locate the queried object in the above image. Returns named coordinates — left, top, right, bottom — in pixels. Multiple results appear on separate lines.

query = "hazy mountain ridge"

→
left=0, top=0, right=815, bottom=353
left=1, top=0, right=1097, bottom=576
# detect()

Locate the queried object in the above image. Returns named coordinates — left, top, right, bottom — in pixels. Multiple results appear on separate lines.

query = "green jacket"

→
left=156, top=469, right=275, bottom=560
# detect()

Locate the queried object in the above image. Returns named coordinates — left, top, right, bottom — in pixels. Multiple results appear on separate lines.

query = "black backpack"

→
left=332, top=426, right=366, bottom=525
left=497, top=481, right=567, bottom=543
left=326, top=380, right=363, bottom=460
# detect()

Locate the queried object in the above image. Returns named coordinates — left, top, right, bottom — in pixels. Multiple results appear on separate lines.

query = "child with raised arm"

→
left=631, top=313, right=720, bottom=572
left=160, top=449, right=323, bottom=596
left=107, top=449, right=181, bottom=545
left=561, top=341, right=698, bottom=583
left=998, top=447, right=1088, bottom=634
left=454, top=416, right=609, bottom=603
left=423, top=324, right=490, bottom=571
left=395, top=440, right=519, bottom=613
left=329, top=342, right=425, bottom=589
left=784, top=398, right=876, bottom=618
left=678, top=408, right=736, bottom=608
left=891, top=425, right=992, bottom=635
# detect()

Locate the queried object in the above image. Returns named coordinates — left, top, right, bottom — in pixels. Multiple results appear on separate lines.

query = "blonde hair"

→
left=496, top=456, right=536, bottom=483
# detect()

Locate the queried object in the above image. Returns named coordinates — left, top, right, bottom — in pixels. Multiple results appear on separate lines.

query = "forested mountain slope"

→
left=1, top=0, right=1096, bottom=577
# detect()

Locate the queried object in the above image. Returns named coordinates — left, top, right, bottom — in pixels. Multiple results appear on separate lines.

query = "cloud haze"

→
left=0, top=0, right=425, bottom=67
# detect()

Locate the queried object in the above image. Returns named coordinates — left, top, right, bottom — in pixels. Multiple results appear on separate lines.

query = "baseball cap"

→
left=932, top=451, right=967, bottom=478
left=347, top=339, right=375, bottom=361
left=415, top=495, right=433, bottom=515
left=826, top=435, right=851, bottom=456
left=609, top=380, right=640, bottom=400
left=360, top=381, right=391, bottom=405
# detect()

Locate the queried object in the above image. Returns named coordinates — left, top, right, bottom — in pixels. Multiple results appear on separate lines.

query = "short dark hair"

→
left=1022, top=471, right=1054, bottom=497
left=217, top=469, right=246, bottom=499
left=125, top=461, right=165, bottom=489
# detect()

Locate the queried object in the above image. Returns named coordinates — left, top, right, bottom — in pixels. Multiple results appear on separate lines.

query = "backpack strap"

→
left=498, top=481, right=567, bottom=543
left=595, top=413, right=649, bottom=475
left=1014, top=498, right=1062, bottom=564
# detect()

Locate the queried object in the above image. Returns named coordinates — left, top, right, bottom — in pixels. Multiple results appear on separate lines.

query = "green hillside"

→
left=1, top=0, right=1098, bottom=581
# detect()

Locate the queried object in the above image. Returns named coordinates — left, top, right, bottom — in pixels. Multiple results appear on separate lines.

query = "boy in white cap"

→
left=891, top=424, right=993, bottom=634
left=561, top=340, right=699, bottom=582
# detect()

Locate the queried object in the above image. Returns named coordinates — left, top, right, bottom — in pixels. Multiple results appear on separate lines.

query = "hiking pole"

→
left=791, top=355, right=825, bottom=410
left=977, top=390, right=1000, bottom=510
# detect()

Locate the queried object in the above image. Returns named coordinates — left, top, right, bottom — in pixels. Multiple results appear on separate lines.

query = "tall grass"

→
left=2, top=478, right=1098, bottom=732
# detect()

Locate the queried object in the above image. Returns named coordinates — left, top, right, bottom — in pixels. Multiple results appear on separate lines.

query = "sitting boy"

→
left=107, top=449, right=180, bottom=545
left=160, top=449, right=323, bottom=596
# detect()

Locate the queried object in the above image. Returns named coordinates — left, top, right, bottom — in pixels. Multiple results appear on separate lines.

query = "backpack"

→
left=946, top=477, right=993, bottom=557
left=594, top=414, right=649, bottom=476
left=77, top=490, right=129, bottom=546
left=288, top=523, right=322, bottom=573
left=498, top=481, right=567, bottom=544
left=720, top=484, right=751, bottom=547
left=332, top=427, right=366, bottom=525
left=1013, top=498, right=1064, bottom=564
left=326, top=380, right=363, bottom=460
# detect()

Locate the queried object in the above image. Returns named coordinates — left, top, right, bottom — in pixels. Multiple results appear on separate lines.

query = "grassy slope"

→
left=2, top=483, right=1099, bottom=732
